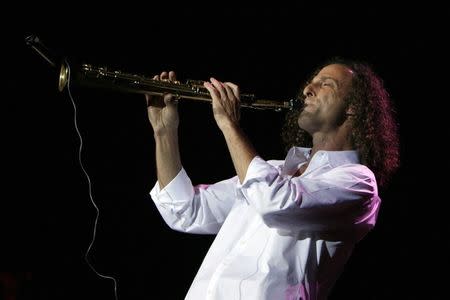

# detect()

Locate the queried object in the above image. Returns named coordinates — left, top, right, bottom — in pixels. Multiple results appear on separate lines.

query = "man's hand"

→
left=146, top=71, right=182, bottom=188
left=146, top=71, right=179, bottom=136
left=204, top=77, right=241, bottom=131
left=204, top=77, right=256, bottom=183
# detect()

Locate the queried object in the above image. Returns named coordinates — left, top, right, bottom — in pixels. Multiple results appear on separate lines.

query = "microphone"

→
left=25, top=35, right=59, bottom=68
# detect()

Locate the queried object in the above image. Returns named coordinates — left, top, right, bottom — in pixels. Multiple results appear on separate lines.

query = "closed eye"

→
left=321, top=80, right=336, bottom=88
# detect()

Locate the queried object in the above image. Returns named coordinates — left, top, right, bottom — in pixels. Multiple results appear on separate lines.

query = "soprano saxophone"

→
left=25, top=35, right=298, bottom=111
left=58, top=62, right=299, bottom=111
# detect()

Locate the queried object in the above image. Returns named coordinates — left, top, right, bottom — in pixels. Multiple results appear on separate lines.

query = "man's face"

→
left=298, top=64, right=354, bottom=134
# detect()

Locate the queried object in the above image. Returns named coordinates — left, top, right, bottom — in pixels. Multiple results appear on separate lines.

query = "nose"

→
left=303, top=83, right=315, bottom=98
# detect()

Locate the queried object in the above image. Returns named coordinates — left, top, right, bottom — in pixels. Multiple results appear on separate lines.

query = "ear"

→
left=346, top=105, right=355, bottom=116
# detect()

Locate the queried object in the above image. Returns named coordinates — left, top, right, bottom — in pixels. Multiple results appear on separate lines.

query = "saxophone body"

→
left=59, top=62, right=299, bottom=111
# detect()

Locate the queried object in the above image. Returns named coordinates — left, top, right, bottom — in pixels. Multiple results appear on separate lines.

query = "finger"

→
left=169, top=71, right=177, bottom=81
left=203, top=82, right=221, bottom=101
left=225, top=82, right=241, bottom=121
left=222, top=84, right=240, bottom=121
left=223, top=84, right=237, bottom=103
left=210, top=78, right=227, bottom=102
left=153, top=75, right=159, bottom=80
left=224, top=82, right=240, bottom=100
left=160, top=71, right=168, bottom=80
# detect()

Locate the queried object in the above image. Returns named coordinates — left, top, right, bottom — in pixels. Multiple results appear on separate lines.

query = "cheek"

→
left=322, top=94, right=344, bottom=114
left=326, top=103, right=348, bottom=124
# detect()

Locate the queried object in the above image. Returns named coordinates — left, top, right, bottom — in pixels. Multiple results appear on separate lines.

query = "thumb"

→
left=163, top=93, right=178, bottom=108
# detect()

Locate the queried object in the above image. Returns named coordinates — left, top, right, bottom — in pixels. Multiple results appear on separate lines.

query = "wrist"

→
left=218, top=120, right=239, bottom=133
left=154, top=126, right=178, bottom=139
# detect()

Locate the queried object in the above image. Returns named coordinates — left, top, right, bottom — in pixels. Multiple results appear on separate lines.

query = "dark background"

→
left=3, top=4, right=449, bottom=299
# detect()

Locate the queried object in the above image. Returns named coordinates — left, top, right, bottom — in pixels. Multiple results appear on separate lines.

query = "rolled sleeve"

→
left=239, top=156, right=280, bottom=189
left=150, top=168, right=194, bottom=208
left=150, top=167, right=238, bottom=234
left=237, top=156, right=380, bottom=236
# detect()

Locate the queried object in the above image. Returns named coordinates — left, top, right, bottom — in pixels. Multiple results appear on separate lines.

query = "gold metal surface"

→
left=58, top=62, right=298, bottom=111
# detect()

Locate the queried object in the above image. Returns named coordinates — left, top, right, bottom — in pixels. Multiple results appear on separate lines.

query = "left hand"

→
left=204, top=77, right=240, bottom=130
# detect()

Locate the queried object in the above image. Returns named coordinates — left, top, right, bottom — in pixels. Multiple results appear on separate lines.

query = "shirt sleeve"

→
left=150, top=167, right=239, bottom=234
left=238, top=156, right=380, bottom=237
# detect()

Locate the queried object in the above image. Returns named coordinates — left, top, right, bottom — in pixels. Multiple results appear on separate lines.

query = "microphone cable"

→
left=65, top=59, right=119, bottom=300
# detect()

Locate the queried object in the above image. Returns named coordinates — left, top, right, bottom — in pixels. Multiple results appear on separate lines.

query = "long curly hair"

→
left=281, top=58, right=400, bottom=188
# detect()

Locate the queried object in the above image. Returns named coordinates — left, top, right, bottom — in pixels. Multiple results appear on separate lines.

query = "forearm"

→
left=154, top=130, right=182, bottom=189
left=202, top=77, right=257, bottom=182
left=221, top=123, right=258, bottom=183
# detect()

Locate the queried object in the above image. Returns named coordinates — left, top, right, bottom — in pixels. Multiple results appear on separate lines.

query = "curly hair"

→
left=281, top=58, right=400, bottom=188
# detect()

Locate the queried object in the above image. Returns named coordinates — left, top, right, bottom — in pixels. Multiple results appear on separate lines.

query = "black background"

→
left=3, top=4, right=449, bottom=299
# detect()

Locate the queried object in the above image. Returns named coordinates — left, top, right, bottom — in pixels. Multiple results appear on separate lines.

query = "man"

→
left=146, top=59, right=399, bottom=299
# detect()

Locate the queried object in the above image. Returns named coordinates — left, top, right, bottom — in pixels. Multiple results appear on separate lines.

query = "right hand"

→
left=145, top=71, right=179, bottom=135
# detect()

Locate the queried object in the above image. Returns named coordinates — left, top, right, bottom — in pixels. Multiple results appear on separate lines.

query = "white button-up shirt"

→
left=150, top=147, right=380, bottom=300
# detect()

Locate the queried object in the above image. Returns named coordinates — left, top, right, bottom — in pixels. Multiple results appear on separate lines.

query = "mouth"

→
left=303, top=98, right=313, bottom=106
left=302, top=102, right=314, bottom=111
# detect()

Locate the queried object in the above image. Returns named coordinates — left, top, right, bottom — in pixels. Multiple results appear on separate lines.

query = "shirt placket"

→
left=206, top=216, right=263, bottom=299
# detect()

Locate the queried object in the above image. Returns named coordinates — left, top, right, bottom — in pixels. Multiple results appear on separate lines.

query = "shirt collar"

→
left=283, top=147, right=360, bottom=176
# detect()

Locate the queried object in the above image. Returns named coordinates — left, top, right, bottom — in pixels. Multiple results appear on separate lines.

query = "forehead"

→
left=315, top=64, right=354, bottom=85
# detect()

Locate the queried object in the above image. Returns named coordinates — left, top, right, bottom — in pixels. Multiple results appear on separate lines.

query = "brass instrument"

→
left=59, top=62, right=299, bottom=111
